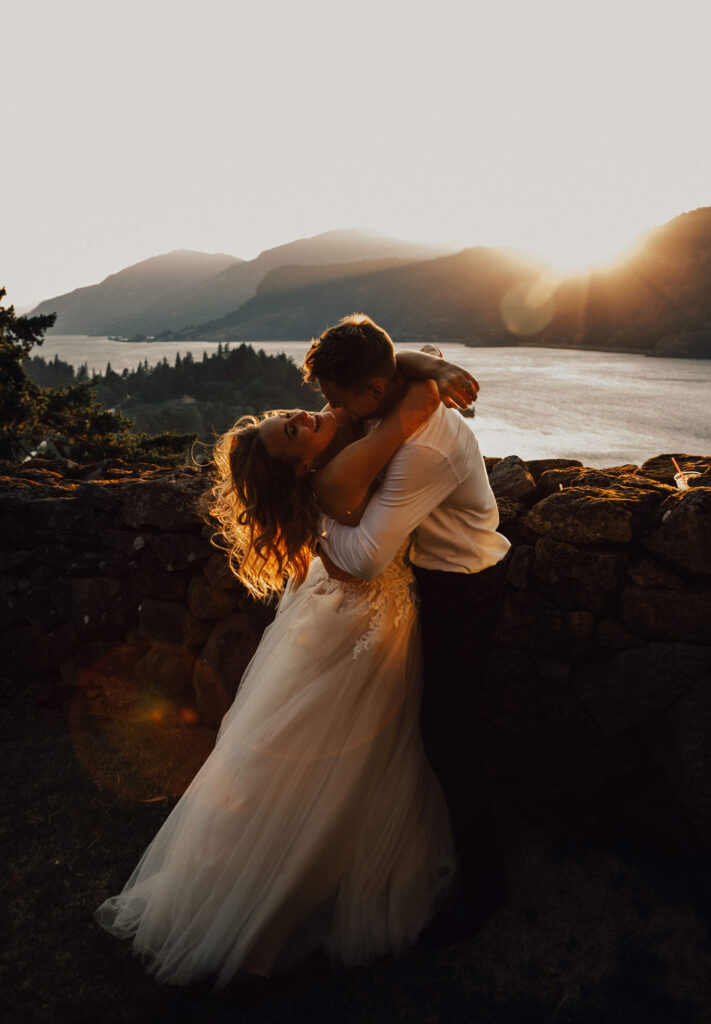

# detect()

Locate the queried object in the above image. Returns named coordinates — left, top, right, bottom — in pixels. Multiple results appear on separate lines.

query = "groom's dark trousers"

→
left=412, top=556, right=508, bottom=900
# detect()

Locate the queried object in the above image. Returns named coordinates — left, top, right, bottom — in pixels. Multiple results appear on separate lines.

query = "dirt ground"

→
left=3, top=682, right=710, bottom=1024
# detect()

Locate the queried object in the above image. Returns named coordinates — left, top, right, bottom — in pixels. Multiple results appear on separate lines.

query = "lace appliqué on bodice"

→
left=312, top=553, right=418, bottom=659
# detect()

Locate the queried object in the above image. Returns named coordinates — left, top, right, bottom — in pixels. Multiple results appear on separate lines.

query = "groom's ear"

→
left=367, top=379, right=387, bottom=403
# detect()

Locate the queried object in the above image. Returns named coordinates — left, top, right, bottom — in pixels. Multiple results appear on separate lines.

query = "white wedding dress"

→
left=95, top=554, right=457, bottom=989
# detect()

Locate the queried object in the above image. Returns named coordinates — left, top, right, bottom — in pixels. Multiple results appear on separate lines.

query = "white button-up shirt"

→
left=319, top=404, right=511, bottom=580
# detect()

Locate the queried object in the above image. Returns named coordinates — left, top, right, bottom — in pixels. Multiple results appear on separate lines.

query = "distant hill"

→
left=150, top=230, right=449, bottom=334
left=169, top=246, right=533, bottom=342
left=31, top=229, right=451, bottom=337
left=166, top=208, right=711, bottom=355
left=31, top=250, right=242, bottom=336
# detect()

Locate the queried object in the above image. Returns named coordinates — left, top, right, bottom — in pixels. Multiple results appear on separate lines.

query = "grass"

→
left=2, top=682, right=710, bottom=1024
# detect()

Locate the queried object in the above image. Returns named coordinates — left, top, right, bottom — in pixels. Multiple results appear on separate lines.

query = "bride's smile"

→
left=258, top=408, right=337, bottom=467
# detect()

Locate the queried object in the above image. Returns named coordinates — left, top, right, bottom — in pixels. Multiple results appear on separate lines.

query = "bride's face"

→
left=258, top=409, right=337, bottom=472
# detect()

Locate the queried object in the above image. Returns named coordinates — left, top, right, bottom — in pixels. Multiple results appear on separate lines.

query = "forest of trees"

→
left=24, top=343, right=319, bottom=443
left=1, top=286, right=319, bottom=464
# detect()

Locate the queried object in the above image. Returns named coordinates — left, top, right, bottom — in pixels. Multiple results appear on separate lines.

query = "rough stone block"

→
left=122, top=475, right=210, bottom=531
left=2, top=623, right=79, bottom=678
left=187, top=572, right=242, bottom=620
left=0, top=550, right=34, bottom=573
left=533, top=536, right=630, bottom=614
left=525, top=487, right=651, bottom=545
left=489, top=456, right=538, bottom=502
left=622, top=585, right=711, bottom=643
left=0, top=512, right=35, bottom=547
left=60, top=640, right=149, bottom=697
left=639, top=454, right=711, bottom=486
left=663, top=678, right=711, bottom=845
left=573, top=643, right=711, bottom=736
left=627, top=557, right=683, bottom=589
left=129, top=550, right=191, bottom=600
left=137, top=648, right=195, bottom=697
left=495, top=591, right=594, bottom=657
left=192, top=613, right=262, bottom=726
left=202, top=550, right=238, bottom=590
left=150, top=532, right=212, bottom=572
left=33, top=543, right=73, bottom=567
left=495, top=498, right=532, bottom=544
left=507, top=544, right=534, bottom=590
left=72, top=481, right=124, bottom=512
left=537, top=467, right=589, bottom=497
left=68, top=577, right=134, bottom=634
left=644, top=488, right=711, bottom=577
left=537, top=466, right=672, bottom=500
left=69, top=551, right=112, bottom=577
left=16, top=581, right=66, bottom=629
left=596, top=618, right=642, bottom=651
left=96, top=551, right=133, bottom=579
left=599, top=464, right=640, bottom=475
left=526, top=458, right=583, bottom=483
left=474, top=647, right=543, bottom=781
left=138, top=598, right=210, bottom=653
left=582, top=470, right=668, bottom=492
left=102, top=529, right=153, bottom=556
left=31, top=496, right=97, bottom=538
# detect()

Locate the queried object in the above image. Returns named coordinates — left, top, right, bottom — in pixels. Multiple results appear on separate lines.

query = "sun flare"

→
left=527, top=225, right=646, bottom=280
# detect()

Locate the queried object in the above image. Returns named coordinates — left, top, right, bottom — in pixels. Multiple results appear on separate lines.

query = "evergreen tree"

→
left=0, top=286, right=194, bottom=463
left=0, top=288, right=56, bottom=457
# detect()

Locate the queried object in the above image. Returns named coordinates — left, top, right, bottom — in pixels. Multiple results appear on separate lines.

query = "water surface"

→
left=41, top=335, right=711, bottom=467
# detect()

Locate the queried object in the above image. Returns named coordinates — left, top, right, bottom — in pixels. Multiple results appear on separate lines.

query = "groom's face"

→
left=316, top=377, right=384, bottom=422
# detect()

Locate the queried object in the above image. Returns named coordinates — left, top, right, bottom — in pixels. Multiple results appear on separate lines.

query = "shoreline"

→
left=48, top=332, right=711, bottom=359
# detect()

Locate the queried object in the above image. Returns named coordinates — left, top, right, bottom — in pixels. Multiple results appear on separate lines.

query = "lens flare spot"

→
left=500, top=276, right=557, bottom=336
left=66, top=653, right=213, bottom=802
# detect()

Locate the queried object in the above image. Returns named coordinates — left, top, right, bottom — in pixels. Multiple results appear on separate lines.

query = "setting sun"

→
left=526, top=225, right=647, bottom=279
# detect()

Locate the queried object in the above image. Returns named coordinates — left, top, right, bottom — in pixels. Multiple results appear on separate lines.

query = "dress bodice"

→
left=282, top=546, right=417, bottom=660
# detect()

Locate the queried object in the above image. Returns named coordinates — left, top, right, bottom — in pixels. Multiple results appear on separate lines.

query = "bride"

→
left=94, top=350, right=475, bottom=989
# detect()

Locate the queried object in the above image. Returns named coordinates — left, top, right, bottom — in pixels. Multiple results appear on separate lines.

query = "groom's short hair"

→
left=302, top=314, right=396, bottom=392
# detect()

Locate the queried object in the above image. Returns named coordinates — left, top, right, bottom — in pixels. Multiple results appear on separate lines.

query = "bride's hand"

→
left=395, top=347, right=479, bottom=409
left=433, top=360, right=479, bottom=410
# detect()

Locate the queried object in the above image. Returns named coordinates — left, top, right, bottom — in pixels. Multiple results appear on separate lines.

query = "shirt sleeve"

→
left=319, top=442, right=459, bottom=579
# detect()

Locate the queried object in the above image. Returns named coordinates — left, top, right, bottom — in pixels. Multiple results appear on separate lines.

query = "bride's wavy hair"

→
left=209, top=413, right=321, bottom=602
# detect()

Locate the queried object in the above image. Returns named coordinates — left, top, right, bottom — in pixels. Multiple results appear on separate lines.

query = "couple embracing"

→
left=95, top=314, right=511, bottom=988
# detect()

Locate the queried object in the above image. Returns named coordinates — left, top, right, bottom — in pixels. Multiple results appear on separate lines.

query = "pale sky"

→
left=3, top=0, right=710, bottom=308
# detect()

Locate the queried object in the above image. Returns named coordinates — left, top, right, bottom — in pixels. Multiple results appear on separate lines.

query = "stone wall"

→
left=0, top=459, right=274, bottom=730
left=2, top=453, right=710, bottom=847
left=485, top=453, right=711, bottom=847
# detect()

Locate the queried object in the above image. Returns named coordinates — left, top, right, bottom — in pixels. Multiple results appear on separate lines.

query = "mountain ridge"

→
left=31, top=229, right=451, bottom=337
left=29, top=209, right=711, bottom=356
left=166, top=209, right=711, bottom=355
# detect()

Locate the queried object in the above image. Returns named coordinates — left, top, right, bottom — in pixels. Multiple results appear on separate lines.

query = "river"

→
left=39, top=335, right=711, bottom=468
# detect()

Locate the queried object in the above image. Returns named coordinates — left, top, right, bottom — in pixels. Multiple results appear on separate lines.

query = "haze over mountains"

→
left=31, top=210, right=711, bottom=356
left=32, top=230, right=450, bottom=337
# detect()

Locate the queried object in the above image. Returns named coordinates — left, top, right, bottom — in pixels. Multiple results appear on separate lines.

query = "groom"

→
left=302, top=314, right=511, bottom=923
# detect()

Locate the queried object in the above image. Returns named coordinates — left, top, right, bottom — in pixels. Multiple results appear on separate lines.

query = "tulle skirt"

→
left=94, top=556, right=457, bottom=988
